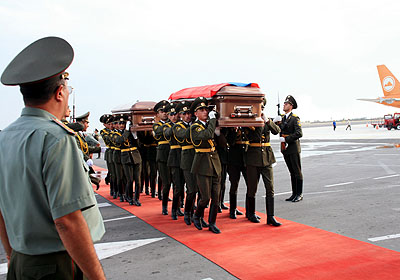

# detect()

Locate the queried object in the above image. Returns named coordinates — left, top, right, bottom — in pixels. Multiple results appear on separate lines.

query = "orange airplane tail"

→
left=377, top=65, right=400, bottom=97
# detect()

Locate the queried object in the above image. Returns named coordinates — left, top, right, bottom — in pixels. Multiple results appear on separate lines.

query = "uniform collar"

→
left=21, top=107, right=58, bottom=120
left=285, top=112, right=292, bottom=119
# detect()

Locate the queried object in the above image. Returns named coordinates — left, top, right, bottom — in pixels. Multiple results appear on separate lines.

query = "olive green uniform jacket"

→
left=279, top=112, right=302, bottom=155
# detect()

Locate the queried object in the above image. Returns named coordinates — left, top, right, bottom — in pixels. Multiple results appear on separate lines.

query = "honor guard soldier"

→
left=113, top=115, right=142, bottom=206
left=260, top=100, right=282, bottom=226
left=106, top=116, right=119, bottom=199
left=153, top=100, right=172, bottom=214
left=100, top=114, right=116, bottom=196
left=173, top=101, right=197, bottom=225
left=276, top=95, right=303, bottom=202
left=164, top=103, right=185, bottom=220
left=110, top=115, right=125, bottom=202
left=137, top=130, right=158, bottom=198
left=190, top=97, right=222, bottom=234
left=215, top=127, right=229, bottom=213
left=225, top=127, right=247, bottom=219
left=74, top=112, right=102, bottom=190
left=0, top=36, right=105, bottom=279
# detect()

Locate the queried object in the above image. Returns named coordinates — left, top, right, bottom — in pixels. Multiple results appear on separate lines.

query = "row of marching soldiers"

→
left=99, top=96, right=282, bottom=234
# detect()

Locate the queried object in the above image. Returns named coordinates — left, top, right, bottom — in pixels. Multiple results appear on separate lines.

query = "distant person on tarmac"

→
left=346, top=119, right=352, bottom=130
left=333, top=120, right=336, bottom=131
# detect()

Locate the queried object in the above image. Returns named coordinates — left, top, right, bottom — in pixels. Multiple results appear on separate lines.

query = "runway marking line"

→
left=103, top=216, right=136, bottom=223
left=373, top=174, right=400, bottom=180
left=324, top=182, right=354, bottom=188
left=97, top=202, right=112, bottom=208
left=368, top=233, right=400, bottom=242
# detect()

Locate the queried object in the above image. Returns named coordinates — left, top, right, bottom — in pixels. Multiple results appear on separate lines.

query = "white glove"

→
left=208, top=111, right=217, bottom=119
left=273, top=116, right=282, bottom=123
left=261, top=113, right=268, bottom=122
left=132, top=131, right=138, bottom=139
left=279, top=137, right=286, bottom=143
left=86, top=159, right=94, bottom=167
left=215, top=127, right=221, bottom=136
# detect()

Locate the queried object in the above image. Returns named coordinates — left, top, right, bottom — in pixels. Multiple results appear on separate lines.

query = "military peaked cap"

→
left=153, top=100, right=169, bottom=112
left=100, top=114, right=112, bottom=123
left=114, top=114, right=128, bottom=122
left=164, top=102, right=178, bottom=115
left=1, top=37, right=74, bottom=86
left=176, top=100, right=192, bottom=114
left=284, top=95, right=297, bottom=109
left=190, top=97, right=208, bottom=113
left=75, top=112, right=90, bottom=122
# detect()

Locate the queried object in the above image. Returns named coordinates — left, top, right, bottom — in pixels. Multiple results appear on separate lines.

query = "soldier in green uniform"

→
left=100, top=114, right=116, bottom=196
left=0, top=37, right=105, bottom=279
left=190, top=97, right=222, bottom=234
left=173, top=101, right=197, bottom=225
left=164, top=103, right=185, bottom=220
left=138, top=130, right=158, bottom=198
left=153, top=100, right=172, bottom=214
left=225, top=127, right=247, bottom=219
left=277, top=95, right=303, bottom=202
left=113, top=115, right=143, bottom=206
left=110, top=114, right=126, bottom=202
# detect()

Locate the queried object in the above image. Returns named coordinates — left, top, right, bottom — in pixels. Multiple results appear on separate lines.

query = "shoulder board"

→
left=52, top=118, right=75, bottom=135
left=177, top=123, right=186, bottom=129
left=164, top=123, right=172, bottom=128
left=192, top=123, right=205, bottom=130
left=292, top=114, right=298, bottom=117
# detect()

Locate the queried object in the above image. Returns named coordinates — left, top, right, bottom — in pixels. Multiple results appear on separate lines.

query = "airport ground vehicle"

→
left=384, top=113, right=400, bottom=130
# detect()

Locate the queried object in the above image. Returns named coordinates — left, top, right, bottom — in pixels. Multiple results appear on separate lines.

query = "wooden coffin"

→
left=130, top=101, right=158, bottom=131
left=211, top=86, right=264, bottom=127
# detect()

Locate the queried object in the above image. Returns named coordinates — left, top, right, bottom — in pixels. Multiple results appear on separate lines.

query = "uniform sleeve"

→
left=43, top=134, right=96, bottom=220
left=265, top=119, right=281, bottom=135
left=114, top=130, right=130, bottom=144
left=285, top=116, right=303, bottom=143
left=191, top=119, right=216, bottom=141
left=173, top=124, right=186, bottom=143
left=153, top=123, right=163, bottom=140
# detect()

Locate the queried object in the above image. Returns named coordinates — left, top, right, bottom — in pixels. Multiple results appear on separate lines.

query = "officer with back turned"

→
left=190, top=97, right=222, bottom=234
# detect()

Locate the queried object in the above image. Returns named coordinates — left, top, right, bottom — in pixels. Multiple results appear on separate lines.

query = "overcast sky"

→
left=1, top=0, right=400, bottom=131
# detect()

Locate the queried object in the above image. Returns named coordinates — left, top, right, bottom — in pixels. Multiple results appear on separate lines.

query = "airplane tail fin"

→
left=377, top=65, right=400, bottom=97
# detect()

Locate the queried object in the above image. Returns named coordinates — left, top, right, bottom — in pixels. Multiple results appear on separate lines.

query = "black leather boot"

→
left=171, top=209, right=178, bottom=220
left=247, top=197, right=260, bottom=223
left=266, top=197, right=281, bottom=226
left=177, top=208, right=184, bottom=216
left=285, top=175, right=297, bottom=201
left=292, top=179, right=303, bottom=202
left=193, top=214, right=202, bottom=230
left=208, top=205, right=221, bottom=234
left=229, top=194, right=237, bottom=219
left=162, top=205, right=168, bottom=215
left=183, top=212, right=191, bottom=225
left=200, top=217, right=209, bottom=228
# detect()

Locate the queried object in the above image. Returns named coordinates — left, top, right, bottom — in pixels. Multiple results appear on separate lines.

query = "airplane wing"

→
left=358, top=97, right=400, bottom=104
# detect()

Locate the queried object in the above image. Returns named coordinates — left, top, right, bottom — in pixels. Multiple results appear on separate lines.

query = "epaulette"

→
left=52, top=118, right=75, bottom=135
left=292, top=114, right=298, bottom=117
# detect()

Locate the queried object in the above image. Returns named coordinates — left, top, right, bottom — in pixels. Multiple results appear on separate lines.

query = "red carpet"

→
left=93, top=167, right=400, bottom=279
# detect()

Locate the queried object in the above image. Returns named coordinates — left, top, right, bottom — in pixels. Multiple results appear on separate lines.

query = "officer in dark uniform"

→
left=137, top=130, right=158, bottom=198
left=215, top=127, right=229, bottom=213
left=225, top=127, right=247, bottom=219
left=190, top=97, right=222, bottom=234
left=163, top=102, right=185, bottom=220
left=113, top=115, right=142, bottom=206
left=153, top=100, right=172, bottom=214
left=173, top=101, right=197, bottom=225
left=110, top=114, right=125, bottom=202
left=100, top=114, right=116, bottom=196
left=277, top=95, right=303, bottom=202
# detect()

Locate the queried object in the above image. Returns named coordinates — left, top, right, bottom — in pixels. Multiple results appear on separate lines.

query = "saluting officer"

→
left=113, top=115, right=142, bottom=206
left=276, top=95, right=303, bottom=202
left=190, top=97, right=222, bottom=234
left=153, top=100, right=172, bottom=214
left=173, top=101, right=197, bottom=225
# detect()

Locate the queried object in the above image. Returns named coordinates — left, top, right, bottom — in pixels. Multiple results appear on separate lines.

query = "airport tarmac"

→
left=0, top=124, right=399, bottom=279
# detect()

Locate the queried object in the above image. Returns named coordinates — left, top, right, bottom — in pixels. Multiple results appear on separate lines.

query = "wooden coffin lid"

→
left=215, top=86, right=264, bottom=97
left=130, top=101, right=157, bottom=112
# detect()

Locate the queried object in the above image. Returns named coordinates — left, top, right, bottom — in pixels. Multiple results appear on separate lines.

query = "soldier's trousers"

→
left=170, top=166, right=184, bottom=210
left=113, top=161, right=124, bottom=195
left=122, top=162, right=142, bottom=200
left=194, top=171, right=221, bottom=222
left=8, top=250, right=86, bottom=280
left=260, top=165, right=274, bottom=198
left=183, top=169, right=197, bottom=213
left=227, top=164, right=247, bottom=195
left=106, top=159, right=116, bottom=194
left=246, top=165, right=263, bottom=198
left=283, top=153, right=303, bottom=180
left=158, top=161, right=171, bottom=205
left=148, top=160, right=157, bottom=196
